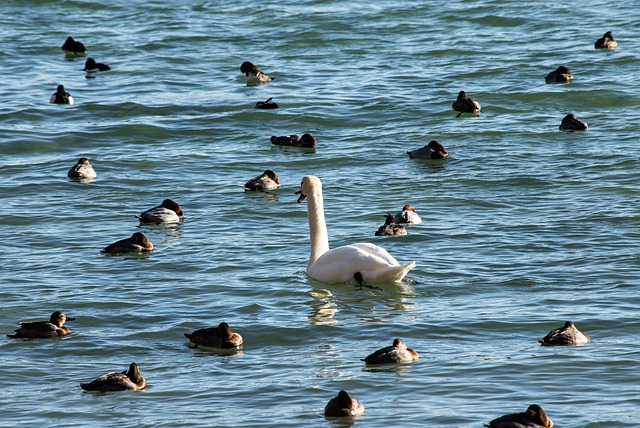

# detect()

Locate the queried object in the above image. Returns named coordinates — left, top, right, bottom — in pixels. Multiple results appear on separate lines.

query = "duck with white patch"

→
left=244, top=170, right=281, bottom=191
left=406, top=140, right=448, bottom=159
left=393, top=204, right=422, bottom=225
left=67, top=157, right=96, bottom=180
left=80, top=363, right=146, bottom=392
left=545, top=66, right=573, bottom=83
left=240, top=61, right=272, bottom=84
left=61, top=36, right=87, bottom=56
left=270, top=134, right=316, bottom=148
left=559, top=114, right=588, bottom=131
left=296, top=175, right=415, bottom=285
left=50, top=85, right=74, bottom=105
left=595, top=31, right=617, bottom=49
left=184, top=322, right=243, bottom=350
left=136, top=199, right=184, bottom=223
left=84, top=57, right=111, bottom=72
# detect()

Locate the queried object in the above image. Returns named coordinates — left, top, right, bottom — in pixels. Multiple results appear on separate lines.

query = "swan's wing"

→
left=349, top=243, right=400, bottom=265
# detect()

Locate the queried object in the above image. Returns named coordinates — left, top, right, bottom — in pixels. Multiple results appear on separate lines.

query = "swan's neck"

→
left=306, top=187, right=330, bottom=268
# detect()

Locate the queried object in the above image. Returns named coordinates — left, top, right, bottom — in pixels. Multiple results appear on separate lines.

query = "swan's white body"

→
left=297, top=175, right=415, bottom=284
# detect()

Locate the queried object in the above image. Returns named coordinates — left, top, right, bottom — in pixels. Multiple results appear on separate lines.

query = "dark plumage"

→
left=7, top=311, right=75, bottom=339
left=184, top=322, right=243, bottom=349
left=244, top=170, right=281, bottom=191
left=545, top=66, right=573, bottom=83
left=84, top=57, right=110, bottom=71
left=50, top=85, right=73, bottom=104
left=559, top=114, right=588, bottom=131
left=375, top=214, right=407, bottom=236
left=80, top=363, right=146, bottom=392
left=61, top=36, right=87, bottom=55
left=136, top=199, right=184, bottom=223
left=452, top=90, right=481, bottom=117
left=101, top=232, right=154, bottom=254
left=324, top=390, right=365, bottom=417
left=270, top=134, right=316, bottom=148
left=255, top=97, right=279, bottom=109
left=485, top=404, right=554, bottom=428
left=406, top=140, right=448, bottom=159
left=594, top=31, right=617, bottom=49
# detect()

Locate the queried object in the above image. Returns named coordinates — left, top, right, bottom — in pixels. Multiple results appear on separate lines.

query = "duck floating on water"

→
left=80, top=362, right=146, bottom=392
left=375, top=214, right=407, bottom=236
left=101, top=232, right=154, bottom=254
left=393, top=204, right=422, bottom=225
left=136, top=199, right=183, bottom=224
left=67, top=157, right=96, bottom=180
left=61, top=36, right=87, bottom=56
left=324, top=390, right=365, bottom=417
left=7, top=311, right=75, bottom=339
left=406, top=140, right=448, bottom=159
left=270, top=134, right=316, bottom=148
left=240, top=61, right=272, bottom=84
left=50, top=85, right=74, bottom=105
left=545, top=66, right=573, bottom=83
left=255, top=97, right=279, bottom=109
left=84, top=57, right=110, bottom=72
left=485, top=404, right=553, bottom=428
left=184, top=322, right=243, bottom=349
left=539, top=321, right=590, bottom=346
left=363, top=338, right=419, bottom=365
left=452, top=90, right=481, bottom=117
left=559, top=114, right=588, bottom=131
left=244, top=170, right=281, bottom=191
left=594, top=31, right=617, bottom=49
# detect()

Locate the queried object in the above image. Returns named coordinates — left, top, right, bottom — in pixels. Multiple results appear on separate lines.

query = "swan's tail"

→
left=367, top=261, right=416, bottom=284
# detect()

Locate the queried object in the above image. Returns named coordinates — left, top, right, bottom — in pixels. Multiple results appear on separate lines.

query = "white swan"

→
left=296, top=175, right=416, bottom=284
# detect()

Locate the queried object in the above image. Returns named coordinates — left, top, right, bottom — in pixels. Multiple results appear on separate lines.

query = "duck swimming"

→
left=244, top=170, right=281, bottom=191
left=324, top=390, right=365, bottom=417
left=485, top=404, right=553, bottom=428
left=136, top=199, right=184, bottom=223
left=363, top=338, right=419, bottom=365
left=296, top=175, right=415, bottom=285
left=50, top=85, right=74, bottom=105
left=375, top=214, right=407, bottom=236
left=184, top=322, right=243, bottom=349
left=393, top=204, right=422, bottom=225
left=7, top=311, right=75, bottom=339
left=255, top=97, right=279, bottom=109
left=80, top=362, right=146, bottom=392
left=84, top=57, right=111, bottom=72
left=545, top=66, right=573, bottom=83
left=67, top=157, right=96, bottom=180
left=594, top=31, right=617, bottom=49
left=240, top=61, right=272, bottom=84
left=406, top=140, right=448, bottom=159
left=270, top=134, right=316, bottom=148
left=101, top=232, right=154, bottom=254
left=452, top=90, right=481, bottom=117
left=61, top=36, right=87, bottom=56
left=539, top=321, right=590, bottom=346
left=559, top=114, right=588, bottom=131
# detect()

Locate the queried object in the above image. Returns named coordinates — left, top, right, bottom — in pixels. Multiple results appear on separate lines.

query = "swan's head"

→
left=295, top=175, right=321, bottom=203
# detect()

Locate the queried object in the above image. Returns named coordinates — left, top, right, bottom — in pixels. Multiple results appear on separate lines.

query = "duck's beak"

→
left=66, top=317, right=76, bottom=321
left=295, top=190, right=307, bottom=203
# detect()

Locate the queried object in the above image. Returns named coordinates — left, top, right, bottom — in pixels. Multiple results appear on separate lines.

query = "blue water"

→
left=1, top=0, right=639, bottom=426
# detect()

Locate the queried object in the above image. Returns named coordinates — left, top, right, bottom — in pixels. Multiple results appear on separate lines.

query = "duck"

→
left=296, top=175, right=415, bottom=284
left=393, top=204, right=422, bottom=225
left=595, top=31, right=617, bottom=49
left=240, top=61, right=272, bottom=84
left=559, top=114, right=588, bottom=131
left=184, top=322, right=243, bottom=349
left=83, top=57, right=111, bottom=72
left=362, top=338, right=419, bottom=365
left=539, top=321, right=590, bottom=346
left=545, top=66, right=573, bottom=83
left=452, top=90, right=481, bottom=117
left=485, top=404, right=553, bottom=428
left=50, top=85, right=74, bottom=105
left=244, top=170, right=281, bottom=191
left=375, top=214, right=407, bottom=236
left=270, top=134, right=316, bottom=148
left=7, top=311, right=75, bottom=339
left=80, top=363, right=146, bottom=392
left=324, top=390, right=365, bottom=417
left=136, top=199, right=184, bottom=223
left=406, top=140, right=448, bottom=159
left=67, top=157, right=96, bottom=180
left=61, top=36, right=87, bottom=56
left=255, top=97, right=279, bottom=109
left=101, top=232, right=154, bottom=254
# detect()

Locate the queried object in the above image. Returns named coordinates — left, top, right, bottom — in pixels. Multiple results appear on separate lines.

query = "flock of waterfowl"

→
left=13, top=29, right=616, bottom=424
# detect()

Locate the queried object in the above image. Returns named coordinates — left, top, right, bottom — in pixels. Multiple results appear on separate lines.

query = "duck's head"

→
left=457, top=91, right=467, bottom=99
left=401, top=204, right=417, bottom=213
left=427, top=140, right=447, bottom=156
left=392, top=338, right=407, bottom=349
left=125, top=363, right=144, bottom=383
left=300, top=134, right=317, bottom=148
left=57, top=85, right=66, bottom=95
left=217, top=322, right=233, bottom=339
left=84, top=58, right=96, bottom=69
left=556, top=66, right=571, bottom=74
left=526, top=404, right=552, bottom=427
left=50, top=311, right=75, bottom=326
left=263, top=170, right=280, bottom=184
left=76, top=157, right=91, bottom=166
left=131, top=232, right=152, bottom=247
left=240, top=61, right=258, bottom=75
left=161, top=199, right=182, bottom=216
left=296, top=175, right=320, bottom=203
